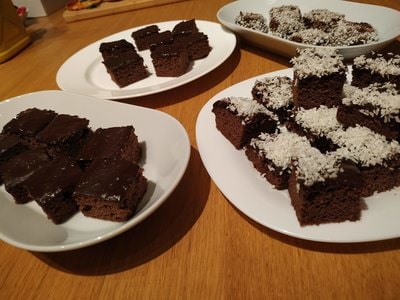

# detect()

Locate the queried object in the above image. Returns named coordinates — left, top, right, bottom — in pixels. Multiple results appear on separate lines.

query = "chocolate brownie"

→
left=269, top=5, right=304, bottom=38
left=2, top=108, right=57, bottom=143
left=245, top=131, right=312, bottom=189
left=172, top=19, right=199, bottom=37
left=212, top=97, right=278, bottom=149
left=303, top=9, right=344, bottom=32
left=337, top=83, right=400, bottom=141
left=102, top=51, right=149, bottom=87
left=0, top=148, right=51, bottom=204
left=235, top=11, right=268, bottom=33
left=74, top=158, right=147, bottom=222
left=36, top=113, right=90, bottom=157
left=290, top=48, right=347, bottom=109
left=0, top=134, right=28, bottom=184
left=99, top=39, right=136, bottom=60
left=289, top=28, right=331, bottom=46
left=330, top=20, right=378, bottom=46
left=328, top=125, right=400, bottom=197
left=24, top=155, right=83, bottom=224
left=182, top=32, right=211, bottom=60
left=131, top=25, right=160, bottom=51
left=286, top=106, right=342, bottom=153
left=78, top=126, right=142, bottom=168
left=351, top=52, right=400, bottom=90
left=147, top=30, right=174, bottom=49
left=288, top=152, right=363, bottom=226
left=150, top=42, right=190, bottom=77
left=251, top=76, right=293, bottom=122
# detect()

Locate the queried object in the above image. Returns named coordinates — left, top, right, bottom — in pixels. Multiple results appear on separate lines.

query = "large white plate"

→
left=0, top=90, right=190, bottom=252
left=217, top=0, right=400, bottom=60
left=196, top=68, right=400, bottom=243
left=56, top=20, right=236, bottom=99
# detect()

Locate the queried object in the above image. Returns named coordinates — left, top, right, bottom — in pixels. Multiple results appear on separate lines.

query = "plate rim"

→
left=0, top=90, right=191, bottom=252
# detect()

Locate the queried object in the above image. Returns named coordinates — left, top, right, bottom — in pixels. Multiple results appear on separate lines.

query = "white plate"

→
left=217, top=0, right=400, bottom=60
left=56, top=20, right=236, bottom=99
left=0, top=90, right=190, bottom=252
left=196, top=68, right=400, bottom=243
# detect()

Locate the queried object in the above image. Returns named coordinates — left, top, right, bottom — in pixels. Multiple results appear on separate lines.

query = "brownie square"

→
left=150, top=42, right=190, bottom=77
left=2, top=108, right=57, bottom=142
left=212, top=97, right=278, bottom=149
left=269, top=5, right=304, bottom=38
left=0, top=134, right=28, bottom=184
left=99, top=39, right=137, bottom=60
left=131, top=25, right=160, bottom=51
left=24, top=155, right=83, bottom=224
left=291, top=48, right=347, bottom=109
left=0, top=148, right=51, bottom=204
left=172, top=19, right=199, bottom=36
left=182, top=32, right=211, bottom=60
left=102, top=51, right=149, bottom=87
left=288, top=158, right=363, bottom=226
left=74, top=158, right=148, bottom=222
left=77, top=126, right=142, bottom=168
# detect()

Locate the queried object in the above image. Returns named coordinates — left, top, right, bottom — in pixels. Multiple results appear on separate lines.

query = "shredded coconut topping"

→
left=225, top=97, right=278, bottom=122
left=327, top=125, right=400, bottom=167
left=235, top=11, right=268, bottom=33
left=294, top=106, right=343, bottom=136
left=289, top=28, right=331, bottom=46
left=329, top=20, right=378, bottom=46
left=250, top=131, right=311, bottom=170
left=291, top=48, right=347, bottom=78
left=252, top=76, right=293, bottom=109
left=342, top=83, right=400, bottom=122
left=303, top=9, right=344, bottom=31
left=353, top=53, right=400, bottom=76
left=269, top=5, right=304, bottom=38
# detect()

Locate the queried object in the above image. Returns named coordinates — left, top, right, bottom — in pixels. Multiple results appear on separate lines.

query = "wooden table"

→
left=1, top=0, right=399, bottom=299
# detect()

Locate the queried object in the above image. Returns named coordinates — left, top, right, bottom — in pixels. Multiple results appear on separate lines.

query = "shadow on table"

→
left=115, top=43, right=241, bottom=108
left=33, top=147, right=211, bottom=275
left=231, top=204, right=400, bottom=254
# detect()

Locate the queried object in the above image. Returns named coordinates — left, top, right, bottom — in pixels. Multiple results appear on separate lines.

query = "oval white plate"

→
left=0, top=90, right=190, bottom=252
left=217, top=0, right=400, bottom=60
left=56, top=20, right=236, bottom=99
left=196, top=68, right=400, bottom=243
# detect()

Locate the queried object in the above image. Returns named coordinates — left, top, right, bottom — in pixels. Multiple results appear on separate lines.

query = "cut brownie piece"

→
left=99, top=39, right=137, bottom=60
left=36, top=113, right=90, bottom=157
left=286, top=106, right=342, bottom=153
left=303, top=9, right=344, bottom=32
left=337, top=83, right=400, bottom=141
left=329, top=20, right=378, bottom=46
left=288, top=152, right=363, bottom=226
left=147, top=30, right=174, bottom=49
left=172, top=19, right=199, bottom=36
left=0, top=134, right=28, bottom=184
left=251, top=76, right=293, bottom=122
left=1, top=108, right=57, bottom=144
left=182, top=32, right=211, bottom=60
left=102, top=51, right=149, bottom=87
left=150, top=42, right=190, bottom=77
left=235, top=12, right=268, bottom=33
left=212, top=97, right=278, bottom=149
left=328, top=125, right=400, bottom=197
left=245, top=131, right=312, bottom=189
left=269, top=5, right=304, bottom=38
left=77, top=126, right=142, bottom=168
left=0, top=148, right=51, bottom=204
left=290, top=48, right=347, bottom=109
left=74, top=158, right=147, bottom=222
left=289, top=28, right=331, bottom=46
left=131, top=25, right=160, bottom=51
left=351, top=52, right=400, bottom=90
left=24, top=155, right=83, bottom=224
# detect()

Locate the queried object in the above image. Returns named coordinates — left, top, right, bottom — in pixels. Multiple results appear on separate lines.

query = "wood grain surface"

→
left=0, top=0, right=399, bottom=299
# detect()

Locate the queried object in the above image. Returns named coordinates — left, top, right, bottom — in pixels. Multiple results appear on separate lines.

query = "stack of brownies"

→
left=0, top=109, right=147, bottom=224
left=213, top=48, right=400, bottom=226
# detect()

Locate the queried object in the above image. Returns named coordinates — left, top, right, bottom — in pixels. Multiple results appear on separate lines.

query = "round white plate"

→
left=56, top=20, right=236, bottom=99
left=0, top=90, right=190, bottom=252
left=196, top=68, right=400, bottom=243
left=217, top=0, right=400, bottom=60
